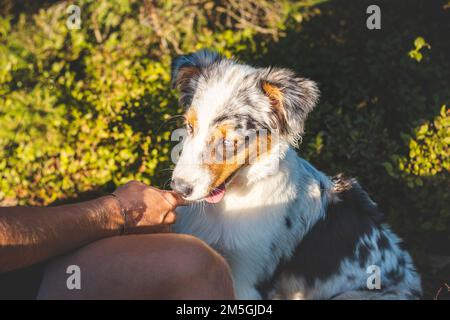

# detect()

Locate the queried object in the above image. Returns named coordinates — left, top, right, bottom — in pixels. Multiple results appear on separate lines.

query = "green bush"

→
left=393, top=105, right=449, bottom=232
left=396, top=105, right=449, bottom=181
left=0, top=0, right=318, bottom=205
left=255, top=0, right=449, bottom=238
left=0, top=0, right=448, bottom=240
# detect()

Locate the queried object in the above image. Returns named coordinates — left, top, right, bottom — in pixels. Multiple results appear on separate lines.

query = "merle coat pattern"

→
left=170, top=50, right=422, bottom=300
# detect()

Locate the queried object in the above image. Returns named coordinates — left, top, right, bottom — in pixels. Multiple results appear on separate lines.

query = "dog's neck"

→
left=197, top=145, right=333, bottom=255
left=175, top=145, right=332, bottom=253
left=218, top=145, right=332, bottom=221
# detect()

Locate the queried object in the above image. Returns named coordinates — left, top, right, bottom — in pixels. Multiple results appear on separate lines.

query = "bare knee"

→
left=37, top=234, right=234, bottom=299
left=159, top=234, right=235, bottom=299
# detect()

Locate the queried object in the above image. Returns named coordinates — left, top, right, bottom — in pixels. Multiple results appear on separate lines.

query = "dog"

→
left=169, top=49, right=422, bottom=299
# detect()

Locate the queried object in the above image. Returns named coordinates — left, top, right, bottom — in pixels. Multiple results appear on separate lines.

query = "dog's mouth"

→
left=205, top=182, right=226, bottom=204
left=204, top=168, right=241, bottom=204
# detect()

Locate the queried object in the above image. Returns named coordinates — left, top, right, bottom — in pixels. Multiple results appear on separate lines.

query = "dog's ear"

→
left=258, top=67, right=319, bottom=145
left=171, top=49, right=224, bottom=107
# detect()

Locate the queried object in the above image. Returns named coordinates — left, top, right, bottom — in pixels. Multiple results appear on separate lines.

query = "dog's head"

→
left=170, top=49, right=319, bottom=202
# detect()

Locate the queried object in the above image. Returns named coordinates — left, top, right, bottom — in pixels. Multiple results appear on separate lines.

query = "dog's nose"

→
left=170, top=178, right=193, bottom=198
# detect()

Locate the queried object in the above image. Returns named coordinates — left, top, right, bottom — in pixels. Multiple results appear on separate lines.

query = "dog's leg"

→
left=228, top=251, right=267, bottom=300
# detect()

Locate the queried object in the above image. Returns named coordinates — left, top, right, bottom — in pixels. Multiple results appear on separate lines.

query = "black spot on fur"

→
left=246, top=119, right=256, bottom=130
left=285, top=216, right=292, bottom=229
left=347, top=274, right=356, bottom=281
left=377, top=232, right=391, bottom=251
left=319, top=180, right=326, bottom=192
left=255, top=279, right=271, bottom=299
left=358, top=244, right=371, bottom=268
left=381, top=251, right=386, bottom=261
left=212, top=115, right=232, bottom=125
left=262, top=177, right=385, bottom=288
left=409, top=289, right=422, bottom=299
left=212, top=114, right=263, bottom=133
left=387, top=268, right=405, bottom=286
left=235, top=123, right=243, bottom=130
left=397, top=255, right=406, bottom=268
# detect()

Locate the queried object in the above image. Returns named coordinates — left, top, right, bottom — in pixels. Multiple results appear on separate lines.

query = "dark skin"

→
left=0, top=181, right=235, bottom=299
left=0, top=181, right=180, bottom=273
left=37, top=233, right=234, bottom=300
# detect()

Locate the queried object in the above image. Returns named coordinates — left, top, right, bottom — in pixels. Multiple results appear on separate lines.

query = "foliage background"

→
left=0, top=0, right=449, bottom=298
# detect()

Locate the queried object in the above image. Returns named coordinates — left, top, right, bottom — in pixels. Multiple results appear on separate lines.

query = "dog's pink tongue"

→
left=205, top=183, right=226, bottom=203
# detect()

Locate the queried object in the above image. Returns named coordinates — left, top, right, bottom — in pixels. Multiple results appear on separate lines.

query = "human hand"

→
left=112, top=181, right=186, bottom=234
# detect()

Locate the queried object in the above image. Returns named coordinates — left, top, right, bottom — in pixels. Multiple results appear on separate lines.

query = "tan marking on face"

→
left=185, top=108, right=198, bottom=131
left=262, top=82, right=288, bottom=134
left=204, top=124, right=241, bottom=191
left=204, top=124, right=273, bottom=192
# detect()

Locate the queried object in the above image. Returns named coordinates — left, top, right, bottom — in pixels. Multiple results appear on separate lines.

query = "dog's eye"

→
left=186, top=123, right=194, bottom=135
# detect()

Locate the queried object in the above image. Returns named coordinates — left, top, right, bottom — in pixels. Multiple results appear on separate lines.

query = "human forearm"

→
left=0, top=196, right=123, bottom=273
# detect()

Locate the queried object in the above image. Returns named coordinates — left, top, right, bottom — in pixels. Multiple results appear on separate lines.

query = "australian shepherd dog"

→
left=169, top=49, right=422, bottom=300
